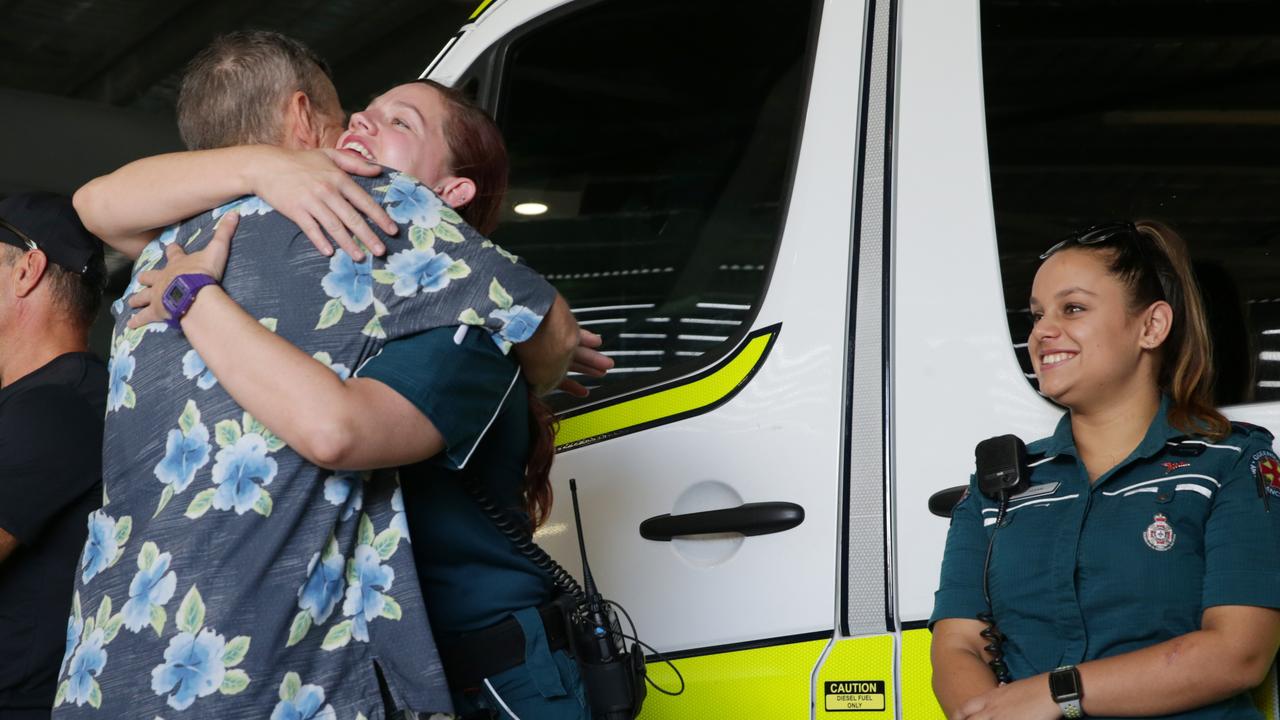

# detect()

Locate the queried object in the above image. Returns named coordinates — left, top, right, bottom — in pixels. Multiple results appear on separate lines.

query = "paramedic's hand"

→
left=126, top=212, right=237, bottom=328
left=952, top=674, right=1058, bottom=720
left=557, top=329, right=614, bottom=397
left=247, top=147, right=398, bottom=261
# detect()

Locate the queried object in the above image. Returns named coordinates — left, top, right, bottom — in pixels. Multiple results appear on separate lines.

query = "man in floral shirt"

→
left=53, top=35, right=571, bottom=720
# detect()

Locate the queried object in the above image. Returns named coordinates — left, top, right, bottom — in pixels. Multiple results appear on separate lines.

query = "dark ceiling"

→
left=981, top=0, right=1280, bottom=404
left=0, top=0, right=473, bottom=118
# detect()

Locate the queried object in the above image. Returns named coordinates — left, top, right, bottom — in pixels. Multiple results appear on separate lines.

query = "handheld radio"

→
left=463, top=475, right=670, bottom=718
left=566, top=479, right=647, bottom=719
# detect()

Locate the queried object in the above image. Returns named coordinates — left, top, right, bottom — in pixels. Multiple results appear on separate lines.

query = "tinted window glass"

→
left=982, top=0, right=1280, bottom=406
left=491, top=0, right=815, bottom=405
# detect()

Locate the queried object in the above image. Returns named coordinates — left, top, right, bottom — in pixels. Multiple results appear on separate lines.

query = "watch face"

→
left=1050, top=668, right=1081, bottom=699
left=166, top=284, right=186, bottom=304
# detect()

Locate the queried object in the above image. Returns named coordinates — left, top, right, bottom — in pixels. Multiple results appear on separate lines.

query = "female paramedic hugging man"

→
left=78, top=79, right=592, bottom=720
left=932, top=221, right=1280, bottom=720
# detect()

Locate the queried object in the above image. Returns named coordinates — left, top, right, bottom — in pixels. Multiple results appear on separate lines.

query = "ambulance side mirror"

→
left=928, top=485, right=968, bottom=518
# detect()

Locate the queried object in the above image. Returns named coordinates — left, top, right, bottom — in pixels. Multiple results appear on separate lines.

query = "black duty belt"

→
left=438, top=598, right=574, bottom=690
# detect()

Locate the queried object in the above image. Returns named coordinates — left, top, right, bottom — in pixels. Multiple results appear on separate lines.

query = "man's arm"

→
left=514, top=295, right=581, bottom=395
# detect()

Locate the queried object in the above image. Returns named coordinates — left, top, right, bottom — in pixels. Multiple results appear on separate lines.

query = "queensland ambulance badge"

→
left=1144, top=513, right=1175, bottom=551
left=1251, top=450, right=1280, bottom=499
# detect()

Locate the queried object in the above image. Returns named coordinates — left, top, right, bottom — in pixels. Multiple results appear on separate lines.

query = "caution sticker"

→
left=824, top=680, right=886, bottom=712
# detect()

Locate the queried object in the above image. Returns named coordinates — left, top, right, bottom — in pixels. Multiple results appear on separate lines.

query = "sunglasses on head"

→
left=0, top=218, right=38, bottom=253
left=1039, top=222, right=1139, bottom=260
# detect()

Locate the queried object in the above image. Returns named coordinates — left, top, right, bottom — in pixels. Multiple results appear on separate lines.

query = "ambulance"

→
left=422, top=0, right=1280, bottom=717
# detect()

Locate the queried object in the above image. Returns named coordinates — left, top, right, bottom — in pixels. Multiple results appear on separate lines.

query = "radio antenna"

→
left=569, top=478, right=599, bottom=599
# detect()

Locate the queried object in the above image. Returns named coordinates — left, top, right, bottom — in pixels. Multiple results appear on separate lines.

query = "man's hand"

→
left=126, top=212, right=238, bottom=328
left=557, top=330, right=614, bottom=397
left=248, top=147, right=399, bottom=261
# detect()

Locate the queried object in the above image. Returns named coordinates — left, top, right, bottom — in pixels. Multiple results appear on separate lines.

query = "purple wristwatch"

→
left=162, top=273, right=219, bottom=329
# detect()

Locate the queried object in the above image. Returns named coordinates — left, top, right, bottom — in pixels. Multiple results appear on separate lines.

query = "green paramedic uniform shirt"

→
left=931, top=396, right=1280, bottom=720
left=358, top=325, right=553, bottom=636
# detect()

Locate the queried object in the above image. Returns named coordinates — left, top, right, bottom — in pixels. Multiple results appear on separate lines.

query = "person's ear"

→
left=1139, top=300, right=1173, bottom=350
left=282, top=91, right=324, bottom=150
left=435, top=176, right=476, bottom=210
left=13, top=250, right=48, bottom=298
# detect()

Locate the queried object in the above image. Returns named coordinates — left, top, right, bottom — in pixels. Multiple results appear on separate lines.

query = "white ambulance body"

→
left=424, top=0, right=1280, bottom=717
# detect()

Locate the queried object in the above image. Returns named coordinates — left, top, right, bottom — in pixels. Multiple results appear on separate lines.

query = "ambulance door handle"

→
left=639, top=502, right=805, bottom=541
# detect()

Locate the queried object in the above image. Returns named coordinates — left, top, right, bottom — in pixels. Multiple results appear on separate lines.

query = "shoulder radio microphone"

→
left=973, top=434, right=1030, bottom=684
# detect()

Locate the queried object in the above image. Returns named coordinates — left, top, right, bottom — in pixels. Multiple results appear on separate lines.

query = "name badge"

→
left=1009, top=482, right=1059, bottom=501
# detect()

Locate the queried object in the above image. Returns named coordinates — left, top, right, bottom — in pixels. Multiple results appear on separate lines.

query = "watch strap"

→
left=162, top=273, right=219, bottom=329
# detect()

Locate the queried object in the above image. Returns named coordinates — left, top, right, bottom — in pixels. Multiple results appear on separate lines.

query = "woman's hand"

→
left=126, top=213, right=238, bottom=328
left=246, top=147, right=400, bottom=260
left=951, top=674, right=1059, bottom=720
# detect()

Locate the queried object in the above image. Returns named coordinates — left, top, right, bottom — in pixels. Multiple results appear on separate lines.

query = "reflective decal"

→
left=555, top=325, right=779, bottom=451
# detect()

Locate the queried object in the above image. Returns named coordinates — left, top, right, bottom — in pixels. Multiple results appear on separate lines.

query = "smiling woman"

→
left=929, top=220, right=1280, bottom=720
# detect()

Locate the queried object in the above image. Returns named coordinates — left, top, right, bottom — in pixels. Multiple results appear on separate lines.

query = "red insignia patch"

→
left=1252, top=450, right=1280, bottom=499
left=1161, top=461, right=1190, bottom=474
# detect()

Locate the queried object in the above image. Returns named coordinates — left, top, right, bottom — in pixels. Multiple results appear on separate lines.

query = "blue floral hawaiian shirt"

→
left=53, top=171, right=557, bottom=719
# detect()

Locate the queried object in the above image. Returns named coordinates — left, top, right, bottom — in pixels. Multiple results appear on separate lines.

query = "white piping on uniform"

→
left=1102, top=473, right=1220, bottom=496
left=1122, top=487, right=1159, bottom=497
left=483, top=678, right=523, bottom=720
left=1028, top=455, right=1058, bottom=467
left=977, top=489, right=1080, bottom=512
left=1175, top=483, right=1213, bottom=499
left=455, top=367, right=521, bottom=470
left=1166, top=440, right=1242, bottom=453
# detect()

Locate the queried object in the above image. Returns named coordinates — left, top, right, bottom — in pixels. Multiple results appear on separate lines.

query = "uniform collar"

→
left=1033, top=395, right=1176, bottom=462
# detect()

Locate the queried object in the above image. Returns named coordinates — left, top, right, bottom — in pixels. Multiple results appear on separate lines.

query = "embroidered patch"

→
left=1161, top=461, right=1190, bottom=474
left=1144, top=513, right=1175, bottom=551
left=1251, top=450, right=1280, bottom=499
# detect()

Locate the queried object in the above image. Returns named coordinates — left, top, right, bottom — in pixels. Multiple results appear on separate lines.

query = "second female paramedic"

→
left=930, top=221, right=1280, bottom=720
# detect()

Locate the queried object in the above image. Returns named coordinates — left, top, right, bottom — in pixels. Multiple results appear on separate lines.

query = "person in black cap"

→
left=0, top=192, right=107, bottom=719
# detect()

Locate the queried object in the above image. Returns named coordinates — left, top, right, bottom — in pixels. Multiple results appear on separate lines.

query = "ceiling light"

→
left=514, top=202, right=548, bottom=216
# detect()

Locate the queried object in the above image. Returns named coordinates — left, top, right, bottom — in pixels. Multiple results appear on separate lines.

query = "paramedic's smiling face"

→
left=1028, top=248, right=1155, bottom=410
left=336, top=84, right=453, bottom=188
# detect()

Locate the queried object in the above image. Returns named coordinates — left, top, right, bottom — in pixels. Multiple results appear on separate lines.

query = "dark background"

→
left=0, top=0, right=475, bottom=198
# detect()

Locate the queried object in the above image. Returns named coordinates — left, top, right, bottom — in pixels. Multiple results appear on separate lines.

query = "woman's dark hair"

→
left=414, top=79, right=509, bottom=235
left=1056, top=220, right=1230, bottom=440
left=523, top=391, right=558, bottom=529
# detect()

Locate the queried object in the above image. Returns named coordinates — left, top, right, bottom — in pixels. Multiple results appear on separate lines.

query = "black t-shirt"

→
left=0, top=353, right=106, bottom=714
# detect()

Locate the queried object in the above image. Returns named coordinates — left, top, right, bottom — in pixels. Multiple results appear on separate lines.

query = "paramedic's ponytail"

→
left=1131, top=221, right=1230, bottom=440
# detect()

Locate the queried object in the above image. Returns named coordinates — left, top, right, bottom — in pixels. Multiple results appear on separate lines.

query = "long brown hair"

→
left=523, top=391, right=558, bottom=529
left=1073, top=220, right=1230, bottom=440
left=414, top=79, right=509, bottom=235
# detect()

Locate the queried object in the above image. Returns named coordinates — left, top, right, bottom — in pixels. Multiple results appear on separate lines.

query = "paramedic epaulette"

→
left=1232, top=421, right=1276, bottom=442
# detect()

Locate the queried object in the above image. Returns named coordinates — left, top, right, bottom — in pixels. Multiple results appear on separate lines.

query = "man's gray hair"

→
left=177, top=30, right=340, bottom=150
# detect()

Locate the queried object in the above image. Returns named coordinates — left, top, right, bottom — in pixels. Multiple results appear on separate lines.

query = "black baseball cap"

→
left=0, top=192, right=105, bottom=277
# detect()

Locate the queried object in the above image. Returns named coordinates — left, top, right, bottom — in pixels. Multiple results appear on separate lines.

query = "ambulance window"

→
left=981, top=0, right=1280, bottom=406
left=487, top=0, right=816, bottom=406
